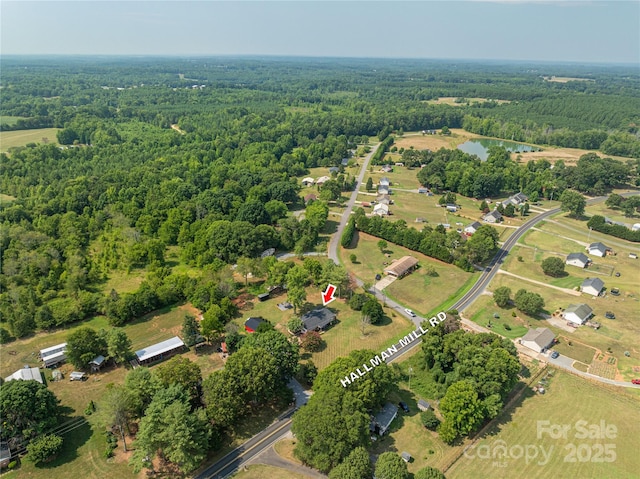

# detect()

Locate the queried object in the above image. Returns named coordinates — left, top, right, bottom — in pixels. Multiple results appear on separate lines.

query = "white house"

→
left=520, top=327, right=555, bottom=353
left=378, top=186, right=390, bottom=195
left=445, top=204, right=458, bottom=213
left=504, top=192, right=528, bottom=206
left=315, top=176, right=331, bottom=186
left=464, top=221, right=482, bottom=236
left=581, top=277, right=604, bottom=296
left=379, top=177, right=390, bottom=187
left=483, top=210, right=503, bottom=223
left=4, top=366, right=43, bottom=384
left=566, top=252, right=590, bottom=269
left=587, top=242, right=609, bottom=258
left=563, top=304, right=593, bottom=325
left=301, top=177, right=315, bottom=186
left=373, top=203, right=390, bottom=216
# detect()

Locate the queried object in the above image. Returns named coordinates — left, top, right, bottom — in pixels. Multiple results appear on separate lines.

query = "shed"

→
left=40, top=343, right=67, bottom=367
left=257, top=292, right=271, bottom=302
left=563, top=304, right=593, bottom=325
left=384, top=256, right=419, bottom=278
left=446, top=204, right=458, bottom=212
left=630, top=253, right=638, bottom=259
left=418, top=188, right=429, bottom=194
left=370, top=402, right=398, bottom=435
left=134, top=336, right=185, bottom=366
left=417, top=399, right=431, bottom=411
left=401, top=452, right=412, bottom=463
left=341, top=158, right=350, bottom=166
left=316, top=176, right=331, bottom=185
left=301, top=177, right=315, bottom=186
left=4, top=366, right=43, bottom=384
left=301, top=308, right=336, bottom=332
left=581, top=277, right=604, bottom=296
left=245, top=317, right=266, bottom=333
left=566, top=252, right=590, bottom=269
left=520, top=327, right=555, bottom=353
left=329, top=166, right=340, bottom=174
left=90, top=355, right=106, bottom=372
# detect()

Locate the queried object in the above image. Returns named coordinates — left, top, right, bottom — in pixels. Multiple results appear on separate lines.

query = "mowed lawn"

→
left=0, top=127, right=60, bottom=152
left=465, top=295, right=529, bottom=339
left=447, top=371, right=640, bottom=479
left=341, top=232, right=475, bottom=318
left=232, top=464, right=312, bottom=479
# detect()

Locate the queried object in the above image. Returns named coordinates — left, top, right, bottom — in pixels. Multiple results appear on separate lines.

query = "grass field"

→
left=393, top=129, right=478, bottom=152
left=1, top=193, right=17, bottom=205
left=0, top=115, right=28, bottom=125
left=447, top=370, right=640, bottom=479
left=0, top=128, right=60, bottom=152
left=423, top=97, right=511, bottom=106
left=585, top=201, right=640, bottom=226
left=231, top=464, right=312, bottom=479
left=340, top=232, right=474, bottom=318
left=466, top=295, right=529, bottom=339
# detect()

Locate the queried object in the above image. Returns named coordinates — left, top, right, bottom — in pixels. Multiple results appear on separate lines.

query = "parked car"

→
left=550, top=351, right=560, bottom=359
left=404, top=308, right=416, bottom=317
left=375, top=274, right=382, bottom=281
left=631, top=379, right=640, bottom=385
left=610, top=288, right=620, bottom=296
left=604, top=311, right=616, bottom=319
left=399, top=401, right=410, bottom=413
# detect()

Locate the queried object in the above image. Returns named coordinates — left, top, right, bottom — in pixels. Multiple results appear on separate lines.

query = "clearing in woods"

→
left=0, top=127, right=60, bottom=152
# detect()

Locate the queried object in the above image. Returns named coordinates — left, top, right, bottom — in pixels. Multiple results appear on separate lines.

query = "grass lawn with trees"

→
left=0, top=127, right=60, bottom=152
left=446, top=370, right=640, bottom=479
left=465, top=295, right=529, bottom=339
left=231, top=464, right=313, bottom=479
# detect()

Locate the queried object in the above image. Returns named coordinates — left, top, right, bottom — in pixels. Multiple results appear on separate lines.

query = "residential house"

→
left=384, top=256, right=419, bottom=278
left=505, top=192, right=528, bottom=206
left=445, top=204, right=458, bottom=213
left=315, top=176, right=331, bottom=186
left=520, top=327, right=555, bottom=353
left=376, top=194, right=391, bottom=205
left=4, top=366, right=43, bottom=384
left=581, top=277, right=604, bottom=296
left=134, top=336, right=185, bottom=366
left=301, top=308, right=337, bottom=332
left=370, top=402, right=398, bottom=435
left=40, top=343, right=67, bottom=368
left=381, top=165, right=393, bottom=173
left=417, top=399, right=431, bottom=411
left=328, top=166, right=339, bottom=174
left=341, top=158, right=349, bottom=166
left=464, top=221, right=482, bottom=236
left=379, top=177, right=391, bottom=187
left=301, top=177, right=315, bottom=186
left=483, top=210, right=503, bottom=223
left=566, top=252, right=590, bottom=269
left=587, top=242, right=610, bottom=258
left=244, top=317, right=266, bottom=333
left=377, top=186, right=390, bottom=195
left=563, top=304, right=594, bottom=325
left=304, top=193, right=317, bottom=205
left=373, top=203, right=390, bottom=216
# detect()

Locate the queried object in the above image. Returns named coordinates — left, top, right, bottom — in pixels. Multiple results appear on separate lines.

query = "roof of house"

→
left=521, top=327, right=555, bottom=349
left=329, top=166, right=339, bottom=173
left=4, top=366, right=43, bottom=384
left=301, top=308, right=336, bottom=331
left=384, top=256, right=419, bottom=276
left=135, top=336, right=185, bottom=362
left=401, top=452, right=412, bottom=462
left=40, top=343, right=67, bottom=358
left=484, top=210, right=503, bottom=220
left=464, top=221, right=482, bottom=231
left=341, top=158, right=349, bottom=166
left=582, top=277, right=604, bottom=292
left=380, top=176, right=390, bottom=184
left=564, top=303, right=593, bottom=320
left=302, top=177, right=314, bottom=183
left=245, top=317, right=266, bottom=331
left=378, top=185, right=389, bottom=192
left=372, top=402, right=398, bottom=429
left=567, top=252, right=589, bottom=263
left=373, top=203, right=389, bottom=213
left=316, top=175, right=331, bottom=183
left=508, top=192, right=528, bottom=204
left=304, top=193, right=317, bottom=202
left=446, top=203, right=457, bottom=209
left=588, top=242, right=608, bottom=252
left=90, top=355, right=105, bottom=366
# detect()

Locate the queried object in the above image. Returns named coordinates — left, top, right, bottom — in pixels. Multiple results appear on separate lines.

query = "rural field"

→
left=447, top=370, right=640, bottom=479
left=0, top=127, right=60, bottom=152
left=0, top=115, right=28, bottom=125
left=423, top=97, right=511, bottom=106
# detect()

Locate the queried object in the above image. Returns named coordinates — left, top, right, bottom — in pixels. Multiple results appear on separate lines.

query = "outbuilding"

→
left=4, top=366, right=43, bottom=384
left=587, top=242, right=610, bottom=258
left=417, top=399, right=431, bottom=411
left=40, top=343, right=67, bottom=368
left=370, top=402, right=398, bottom=435
left=244, top=316, right=266, bottom=333
left=384, top=256, right=419, bottom=278
left=134, top=336, right=185, bottom=366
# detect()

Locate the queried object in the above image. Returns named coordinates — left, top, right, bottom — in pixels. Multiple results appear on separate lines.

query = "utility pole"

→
left=408, top=367, right=413, bottom=390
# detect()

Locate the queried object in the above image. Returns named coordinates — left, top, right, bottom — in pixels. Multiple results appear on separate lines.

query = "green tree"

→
left=441, top=126, right=450, bottom=135
left=605, top=193, right=624, bottom=208
left=350, top=254, right=357, bottom=263
left=328, top=446, right=372, bottom=479
left=420, top=409, right=440, bottom=430
left=439, top=380, right=485, bottom=440
left=0, top=380, right=60, bottom=443
left=374, top=452, right=410, bottom=479
left=35, top=305, right=55, bottom=330
left=479, top=200, right=488, bottom=212
left=541, top=256, right=565, bottom=277
left=286, top=264, right=309, bottom=313
left=182, top=313, right=201, bottom=347
left=154, top=356, right=202, bottom=402
left=26, top=434, right=63, bottom=465
left=201, top=305, right=224, bottom=343
left=361, top=298, right=384, bottom=325
left=287, top=317, right=305, bottom=334
left=130, top=385, right=210, bottom=474
left=264, top=199, right=289, bottom=224
left=504, top=203, right=516, bottom=217
left=300, top=360, right=318, bottom=386
left=225, top=346, right=281, bottom=404
left=514, top=289, right=545, bottom=316
left=202, top=369, right=243, bottom=428
left=415, top=465, right=447, bottom=479
left=66, top=327, right=107, bottom=369
left=124, top=367, right=161, bottom=418
left=106, top=328, right=132, bottom=365
left=236, top=256, right=256, bottom=286
left=0, top=327, right=13, bottom=344
left=466, top=225, right=499, bottom=263
left=377, top=240, right=387, bottom=252
left=493, top=286, right=511, bottom=308
left=301, top=331, right=324, bottom=352
left=241, top=329, right=300, bottom=380
left=366, top=177, right=373, bottom=191
left=560, top=190, right=586, bottom=218
left=100, top=385, right=134, bottom=451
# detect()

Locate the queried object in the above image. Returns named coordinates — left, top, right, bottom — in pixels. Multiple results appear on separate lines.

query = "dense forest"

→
left=1, top=56, right=639, bottom=342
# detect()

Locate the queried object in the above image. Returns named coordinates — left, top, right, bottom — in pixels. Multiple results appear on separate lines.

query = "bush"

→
left=287, top=317, right=305, bottom=335
left=0, top=327, right=13, bottom=344
left=84, top=400, right=96, bottom=416
left=349, top=293, right=369, bottom=311
left=300, top=331, right=324, bottom=352
left=26, top=434, right=63, bottom=465
left=420, top=409, right=440, bottom=430
left=8, top=460, right=17, bottom=470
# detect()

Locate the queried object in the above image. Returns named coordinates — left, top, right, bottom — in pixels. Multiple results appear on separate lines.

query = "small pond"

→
left=458, top=139, right=541, bottom=161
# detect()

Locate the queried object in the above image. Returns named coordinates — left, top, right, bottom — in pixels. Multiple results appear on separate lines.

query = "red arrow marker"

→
left=322, top=284, right=337, bottom=306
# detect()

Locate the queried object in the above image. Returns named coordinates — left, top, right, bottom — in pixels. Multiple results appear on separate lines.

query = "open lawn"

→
left=0, top=128, right=60, bottom=152
left=393, top=129, right=478, bottom=152
left=1, top=193, right=17, bottom=205
left=341, top=232, right=475, bottom=318
left=466, top=295, right=529, bottom=339
left=447, top=370, right=640, bottom=479
left=585, top=200, right=640, bottom=226
left=0, top=115, right=28, bottom=125
left=231, top=464, right=312, bottom=479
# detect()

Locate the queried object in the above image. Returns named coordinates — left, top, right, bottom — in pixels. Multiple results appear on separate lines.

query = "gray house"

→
left=483, top=210, right=503, bottom=223
left=566, top=252, right=590, bottom=269
left=581, top=277, right=604, bottom=296
left=301, top=308, right=337, bottom=332
left=370, top=402, right=398, bottom=435
left=520, top=327, right=555, bottom=353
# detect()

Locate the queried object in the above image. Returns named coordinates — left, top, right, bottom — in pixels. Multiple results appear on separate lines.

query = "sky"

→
left=1, top=1, right=638, bottom=64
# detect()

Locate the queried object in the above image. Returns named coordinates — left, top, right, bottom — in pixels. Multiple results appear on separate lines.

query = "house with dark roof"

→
left=566, top=252, right=590, bottom=269
left=563, top=304, right=593, bottom=325
left=301, top=308, right=336, bottom=332
left=384, top=256, right=419, bottom=278
left=329, top=166, right=340, bottom=174
left=520, top=327, right=555, bottom=353
left=370, top=402, right=398, bottom=435
left=581, top=277, right=604, bottom=296
left=483, top=210, right=503, bottom=223
left=244, top=317, right=266, bottom=333
left=464, top=221, right=482, bottom=236
left=587, top=242, right=610, bottom=258
left=505, top=192, right=528, bottom=206
left=304, top=193, right=317, bottom=205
